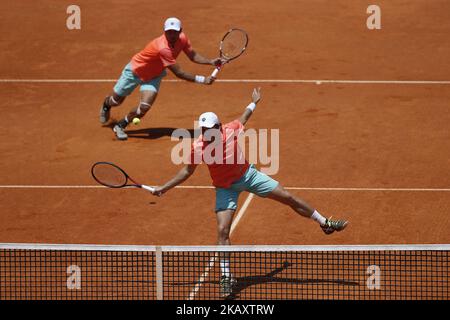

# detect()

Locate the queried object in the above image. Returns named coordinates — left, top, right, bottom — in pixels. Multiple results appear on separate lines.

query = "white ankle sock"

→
left=311, top=210, right=327, bottom=226
left=220, top=260, right=231, bottom=278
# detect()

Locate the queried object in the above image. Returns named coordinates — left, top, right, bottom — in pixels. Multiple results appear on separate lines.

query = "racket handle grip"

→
left=211, top=67, right=220, bottom=78
left=141, top=185, right=155, bottom=193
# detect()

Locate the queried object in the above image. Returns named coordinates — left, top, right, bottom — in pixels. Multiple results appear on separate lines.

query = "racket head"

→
left=91, top=162, right=130, bottom=188
left=219, top=28, right=249, bottom=61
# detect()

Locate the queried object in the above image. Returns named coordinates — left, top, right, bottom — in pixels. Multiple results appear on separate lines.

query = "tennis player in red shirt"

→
left=100, top=17, right=223, bottom=140
left=152, top=88, right=349, bottom=297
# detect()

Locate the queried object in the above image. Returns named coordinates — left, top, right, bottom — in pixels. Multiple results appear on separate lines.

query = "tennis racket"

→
left=210, top=28, right=249, bottom=78
left=91, top=162, right=155, bottom=193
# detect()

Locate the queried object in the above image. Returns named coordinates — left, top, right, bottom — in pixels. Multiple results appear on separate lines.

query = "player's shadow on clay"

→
left=169, top=261, right=359, bottom=300
left=102, top=121, right=197, bottom=140
left=126, top=127, right=197, bottom=140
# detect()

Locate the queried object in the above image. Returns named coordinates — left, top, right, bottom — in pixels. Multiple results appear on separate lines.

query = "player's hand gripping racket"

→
left=211, top=28, right=249, bottom=78
left=91, top=162, right=155, bottom=193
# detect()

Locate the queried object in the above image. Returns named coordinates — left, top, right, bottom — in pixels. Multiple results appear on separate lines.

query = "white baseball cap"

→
left=198, top=112, right=220, bottom=128
left=164, top=17, right=182, bottom=31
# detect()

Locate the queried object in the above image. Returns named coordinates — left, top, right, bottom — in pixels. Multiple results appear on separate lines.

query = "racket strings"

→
left=92, top=163, right=127, bottom=187
left=221, top=30, right=248, bottom=60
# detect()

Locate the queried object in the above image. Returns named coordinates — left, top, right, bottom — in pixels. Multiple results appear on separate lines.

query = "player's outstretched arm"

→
left=168, top=63, right=215, bottom=85
left=152, top=164, right=197, bottom=196
left=186, top=50, right=224, bottom=66
left=239, top=87, right=261, bottom=126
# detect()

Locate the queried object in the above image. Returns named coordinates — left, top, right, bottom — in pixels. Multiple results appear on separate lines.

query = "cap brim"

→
left=199, top=122, right=216, bottom=128
left=164, top=27, right=181, bottom=31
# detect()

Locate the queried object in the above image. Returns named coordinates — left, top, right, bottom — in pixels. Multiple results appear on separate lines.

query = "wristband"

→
left=195, top=75, right=206, bottom=84
left=246, top=102, right=256, bottom=112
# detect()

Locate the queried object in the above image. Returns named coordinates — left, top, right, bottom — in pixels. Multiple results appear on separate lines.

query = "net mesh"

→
left=0, top=245, right=448, bottom=300
left=0, top=249, right=155, bottom=300
left=91, top=163, right=127, bottom=187
left=220, top=30, right=248, bottom=60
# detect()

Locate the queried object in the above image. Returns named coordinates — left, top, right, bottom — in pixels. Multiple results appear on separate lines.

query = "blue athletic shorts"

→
left=215, top=165, right=279, bottom=212
left=113, top=62, right=166, bottom=97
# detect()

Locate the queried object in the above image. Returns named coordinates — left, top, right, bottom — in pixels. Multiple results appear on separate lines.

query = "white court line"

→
left=229, top=193, right=255, bottom=234
left=187, top=193, right=255, bottom=300
left=0, top=185, right=105, bottom=189
left=1, top=79, right=450, bottom=84
left=285, top=187, right=450, bottom=192
left=0, top=185, right=449, bottom=192
left=186, top=254, right=218, bottom=300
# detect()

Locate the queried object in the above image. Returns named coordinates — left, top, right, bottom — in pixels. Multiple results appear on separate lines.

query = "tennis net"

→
left=0, top=244, right=448, bottom=300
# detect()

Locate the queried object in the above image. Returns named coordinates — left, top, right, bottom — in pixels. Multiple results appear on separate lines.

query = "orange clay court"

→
left=0, top=0, right=449, bottom=300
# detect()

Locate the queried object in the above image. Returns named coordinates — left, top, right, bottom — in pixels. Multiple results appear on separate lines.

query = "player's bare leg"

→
left=125, top=90, right=158, bottom=124
left=114, top=90, right=158, bottom=140
left=266, top=184, right=348, bottom=234
left=216, top=209, right=235, bottom=246
left=100, top=92, right=125, bottom=124
left=216, top=209, right=237, bottom=297
left=266, top=184, right=315, bottom=217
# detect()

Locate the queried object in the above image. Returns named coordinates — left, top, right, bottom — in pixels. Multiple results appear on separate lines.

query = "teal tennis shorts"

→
left=215, top=165, right=279, bottom=212
left=113, top=62, right=166, bottom=97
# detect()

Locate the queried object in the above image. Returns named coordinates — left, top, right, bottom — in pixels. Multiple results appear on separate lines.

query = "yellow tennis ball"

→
left=132, top=117, right=141, bottom=125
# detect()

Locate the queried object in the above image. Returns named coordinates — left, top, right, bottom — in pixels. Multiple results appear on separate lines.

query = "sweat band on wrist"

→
left=246, top=102, right=256, bottom=112
left=195, top=75, right=206, bottom=84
